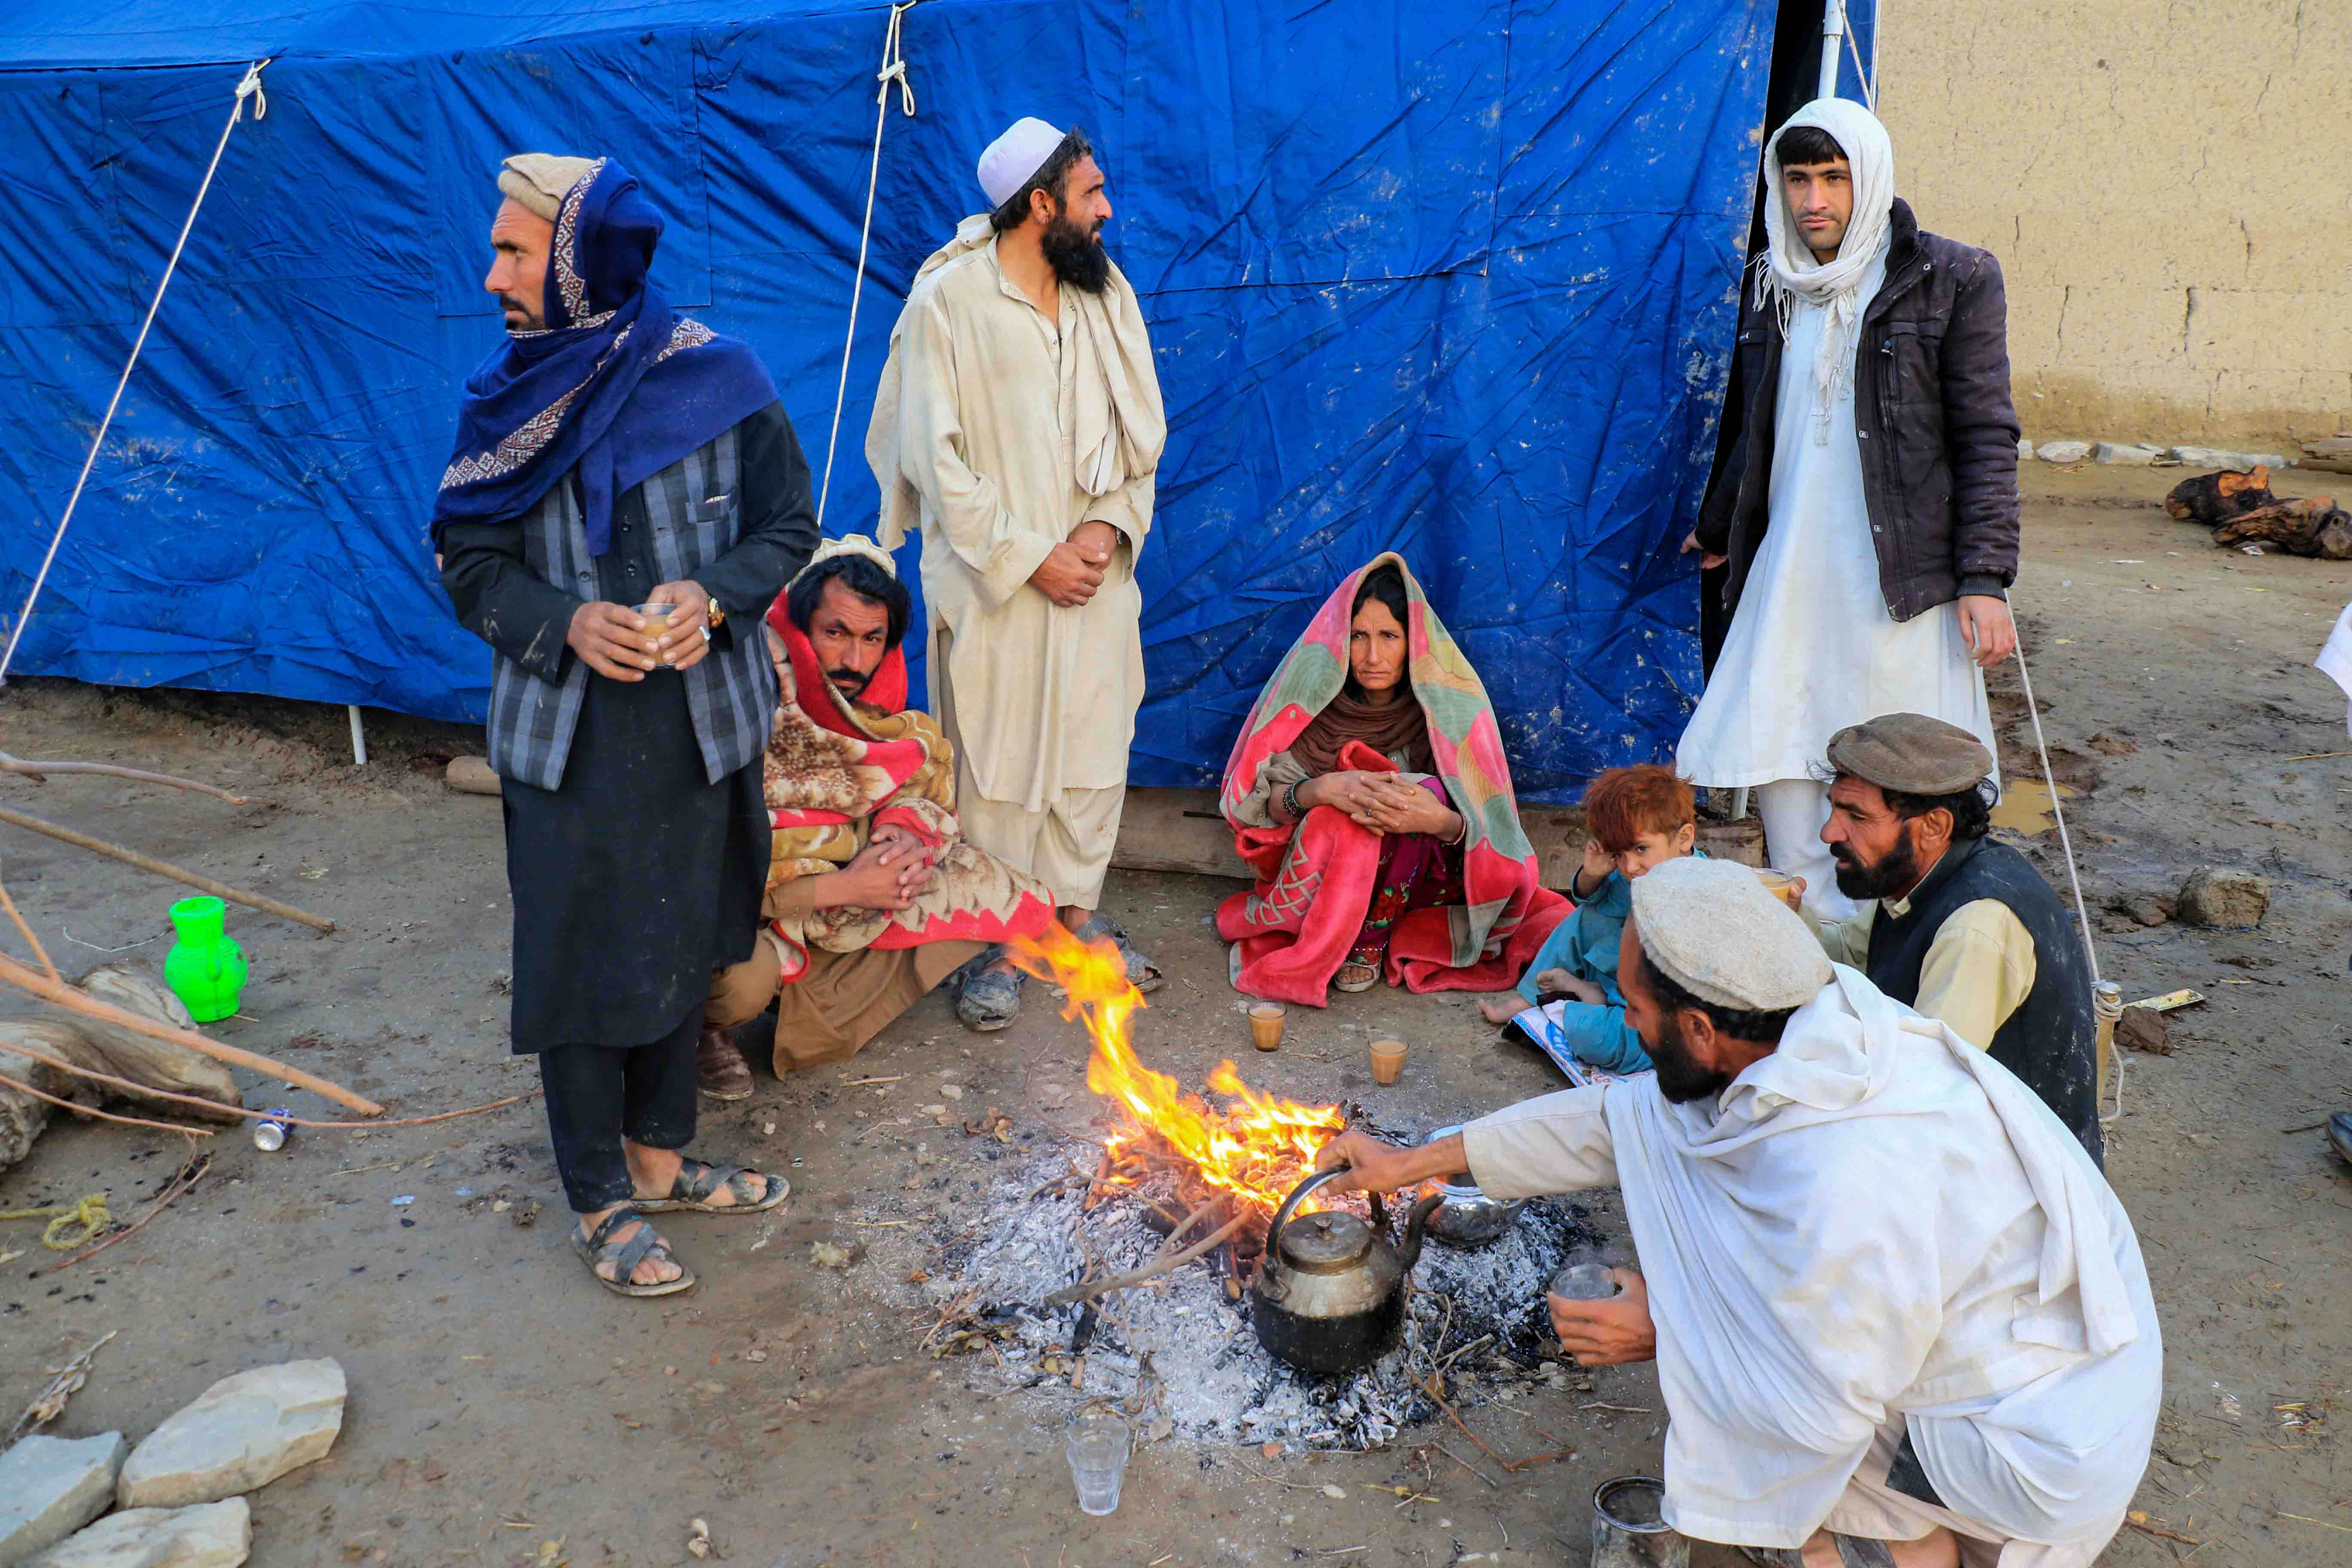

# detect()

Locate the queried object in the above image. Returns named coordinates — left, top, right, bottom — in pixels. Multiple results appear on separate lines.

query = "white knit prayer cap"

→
left=977, top=117, right=1068, bottom=208
left=787, top=533, right=898, bottom=589
left=1629, top=857, right=1833, bottom=1014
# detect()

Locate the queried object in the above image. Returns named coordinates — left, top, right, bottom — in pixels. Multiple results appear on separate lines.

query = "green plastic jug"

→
left=163, top=895, right=247, bottom=1023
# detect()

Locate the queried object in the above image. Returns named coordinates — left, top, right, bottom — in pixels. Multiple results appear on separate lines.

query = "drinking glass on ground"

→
left=1065, top=1409, right=1132, bottom=1516
left=1590, top=1475, right=1690, bottom=1568
left=1249, top=1002, right=1285, bottom=1052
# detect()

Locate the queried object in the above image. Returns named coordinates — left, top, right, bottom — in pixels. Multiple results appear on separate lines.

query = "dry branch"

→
left=0, top=805, right=333, bottom=931
left=1042, top=1210, right=1249, bottom=1308
left=0, top=1066, right=217, bottom=1136
left=0, top=948, right=382, bottom=1114
left=0, top=750, right=257, bottom=804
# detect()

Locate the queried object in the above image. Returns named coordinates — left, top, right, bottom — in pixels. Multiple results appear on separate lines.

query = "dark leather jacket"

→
left=1693, top=198, right=2021, bottom=623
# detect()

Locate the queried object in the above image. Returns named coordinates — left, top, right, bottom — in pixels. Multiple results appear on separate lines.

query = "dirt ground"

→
left=2, top=464, right=2347, bottom=1566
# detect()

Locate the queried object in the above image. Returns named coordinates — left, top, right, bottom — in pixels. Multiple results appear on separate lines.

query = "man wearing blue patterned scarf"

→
left=436, top=153, right=820, bottom=1298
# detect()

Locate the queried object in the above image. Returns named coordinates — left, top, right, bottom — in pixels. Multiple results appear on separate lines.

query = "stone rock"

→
left=444, top=755, right=502, bottom=796
left=2176, top=867, right=2270, bottom=930
left=2115, top=1006, right=2173, bottom=1057
left=2036, top=440, right=2091, bottom=464
left=0, top=1432, right=130, bottom=1560
left=2092, top=442, right=2160, bottom=466
left=2015, top=436, right=2034, bottom=460
left=118, top=1359, right=346, bottom=1509
left=2104, top=891, right=2173, bottom=928
left=2168, top=444, right=2260, bottom=471
left=28, top=1499, right=249, bottom=1567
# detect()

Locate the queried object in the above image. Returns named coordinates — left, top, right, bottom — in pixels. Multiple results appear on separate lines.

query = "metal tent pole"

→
left=1819, top=0, right=1848, bottom=97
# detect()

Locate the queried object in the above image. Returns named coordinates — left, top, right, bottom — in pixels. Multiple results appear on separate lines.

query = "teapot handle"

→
left=1268, top=1165, right=1349, bottom=1248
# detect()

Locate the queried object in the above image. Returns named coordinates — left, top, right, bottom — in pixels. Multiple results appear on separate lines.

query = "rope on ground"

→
left=0, top=1192, right=112, bottom=1250
left=812, top=3, right=920, bottom=532
left=0, top=61, right=270, bottom=687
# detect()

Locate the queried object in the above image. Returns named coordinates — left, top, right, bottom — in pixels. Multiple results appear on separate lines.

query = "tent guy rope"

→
left=0, top=60, right=270, bottom=688
left=812, top=3, right=920, bottom=532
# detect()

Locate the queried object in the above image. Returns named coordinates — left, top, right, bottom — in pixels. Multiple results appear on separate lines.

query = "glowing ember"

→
left=1008, top=926, right=1345, bottom=1219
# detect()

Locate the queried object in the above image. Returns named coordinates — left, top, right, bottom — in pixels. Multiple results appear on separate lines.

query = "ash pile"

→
left=923, top=1142, right=1596, bottom=1451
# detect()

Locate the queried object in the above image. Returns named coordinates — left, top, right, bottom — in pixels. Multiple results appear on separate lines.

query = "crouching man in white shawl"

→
left=1317, top=857, right=2159, bottom=1568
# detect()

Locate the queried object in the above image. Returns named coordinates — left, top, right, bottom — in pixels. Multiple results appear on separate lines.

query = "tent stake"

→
left=347, top=704, right=368, bottom=766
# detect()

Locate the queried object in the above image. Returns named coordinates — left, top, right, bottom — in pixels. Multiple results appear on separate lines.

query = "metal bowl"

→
left=1417, top=1124, right=1526, bottom=1247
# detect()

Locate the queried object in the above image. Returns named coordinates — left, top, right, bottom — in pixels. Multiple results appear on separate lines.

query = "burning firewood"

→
left=2165, top=466, right=2273, bottom=524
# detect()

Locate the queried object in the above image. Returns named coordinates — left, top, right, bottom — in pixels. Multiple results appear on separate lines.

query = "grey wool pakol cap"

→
left=1629, top=857, right=1832, bottom=1014
left=1826, top=712, right=1996, bottom=796
left=497, top=153, right=597, bottom=222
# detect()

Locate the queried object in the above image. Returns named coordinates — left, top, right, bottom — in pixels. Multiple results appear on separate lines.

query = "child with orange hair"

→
left=1479, top=764, right=1698, bottom=1073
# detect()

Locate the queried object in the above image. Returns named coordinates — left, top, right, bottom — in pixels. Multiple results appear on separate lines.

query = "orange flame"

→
left=1008, top=926, right=1344, bottom=1218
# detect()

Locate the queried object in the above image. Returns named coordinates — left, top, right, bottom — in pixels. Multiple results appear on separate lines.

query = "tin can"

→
left=252, top=1109, right=292, bottom=1152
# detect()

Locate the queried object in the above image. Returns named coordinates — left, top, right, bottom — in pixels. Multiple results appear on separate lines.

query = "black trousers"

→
left=538, top=1004, right=702, bottom=1213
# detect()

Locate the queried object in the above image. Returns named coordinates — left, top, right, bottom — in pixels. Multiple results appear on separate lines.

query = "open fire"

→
left=1008, top=926, right=1344, bottom=1251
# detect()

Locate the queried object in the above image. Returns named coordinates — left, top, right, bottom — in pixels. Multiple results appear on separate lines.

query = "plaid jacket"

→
left=485, top=427, right=778, bottom=791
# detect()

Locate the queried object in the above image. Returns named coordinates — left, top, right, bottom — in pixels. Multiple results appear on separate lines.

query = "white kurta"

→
left=870, top=222, right=1161, bottom=818
left=1678, top=251, right=1995, bottom=789
left=1461, top=968, right=2160, bottom=1560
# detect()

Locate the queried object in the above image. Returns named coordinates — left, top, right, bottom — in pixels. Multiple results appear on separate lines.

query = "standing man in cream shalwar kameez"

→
left=868, top=118, right=1167, bottom=1029
left=1317, top=859, right=2159, bottom=1568
left=1678, top=100, right=2021, bottom=923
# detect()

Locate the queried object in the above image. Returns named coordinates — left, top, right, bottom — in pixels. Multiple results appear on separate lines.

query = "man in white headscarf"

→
left=867, top=117, right=1167, bottom=1028
left=1317, top=858, right=2159, bottom=1568
left=1677, top=99, right=2022, bottom=923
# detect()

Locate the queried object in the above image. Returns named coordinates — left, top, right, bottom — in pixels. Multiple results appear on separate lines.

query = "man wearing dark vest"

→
left=436, top=153, right=815, bottom=1296
left=1813, top=713, right=2101, bottom=1163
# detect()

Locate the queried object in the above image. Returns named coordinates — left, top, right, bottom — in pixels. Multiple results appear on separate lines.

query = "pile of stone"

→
left=0, top=1357, right=345, bottom=1565
left=2021, top=438, right=2294, bottom=469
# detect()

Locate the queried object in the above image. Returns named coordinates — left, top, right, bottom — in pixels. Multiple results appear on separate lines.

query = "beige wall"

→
left=1877, top=2, right=2352, bottom=448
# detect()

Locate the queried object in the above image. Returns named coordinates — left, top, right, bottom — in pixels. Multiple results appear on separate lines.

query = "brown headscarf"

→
left=1287, top=689, right=1435, bottom=777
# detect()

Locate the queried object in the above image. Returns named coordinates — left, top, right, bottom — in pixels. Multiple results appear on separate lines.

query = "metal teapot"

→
left=1251, top=1166, right=1443, bottom=1374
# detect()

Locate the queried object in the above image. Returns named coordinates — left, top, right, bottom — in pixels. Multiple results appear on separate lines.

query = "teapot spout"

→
left=1396, top=1190, right=1444, bottom=1273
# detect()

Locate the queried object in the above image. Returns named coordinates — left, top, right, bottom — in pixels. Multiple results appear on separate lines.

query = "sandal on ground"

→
left=634, top=1156, right=790, bottom=1216
left=1334, top=960, right=1381, bottom=993
left=952, top=951, right=1025, bottom=1032
left=2328, top=1111, right=2352, bottom=1167
left=571, top=1206, right=696, bottom=1298
left=1071, top=913, right=1163, bottom=994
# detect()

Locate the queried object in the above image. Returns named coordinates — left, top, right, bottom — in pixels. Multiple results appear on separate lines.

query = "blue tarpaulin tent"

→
left=0, top=0, right=1855, bottom=799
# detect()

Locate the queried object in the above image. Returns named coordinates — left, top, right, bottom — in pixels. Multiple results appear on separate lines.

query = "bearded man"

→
left=1813, top=713, right=2100, bottom=1162
left=436, top=154, right=812, bottom=1297
left=1676, top=98, right=2020, bottom=924
left=695, top=537, right=1058, bottom=1097
left=866, top=117, right=1167, bottom=1030
left=1317, top=858, right=2158, bottom=1568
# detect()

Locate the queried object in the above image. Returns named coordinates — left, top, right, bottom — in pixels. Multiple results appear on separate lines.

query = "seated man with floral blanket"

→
left=697, top=537, right=1057, bottom=1098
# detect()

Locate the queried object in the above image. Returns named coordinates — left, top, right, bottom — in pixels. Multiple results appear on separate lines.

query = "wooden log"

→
left=0, top=950, right=384, bottom=1115
left=2299, top=435, right=2352, bottom=474
left=2165, top=466, right=2272, bottom=523
left=26, top=966, right=244, bottom=1123
left=2212, top=496, right=2352, bottom=558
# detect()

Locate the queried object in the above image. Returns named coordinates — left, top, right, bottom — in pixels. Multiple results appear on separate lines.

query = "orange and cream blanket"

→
left=756, top=614, right=1054, bottom=982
